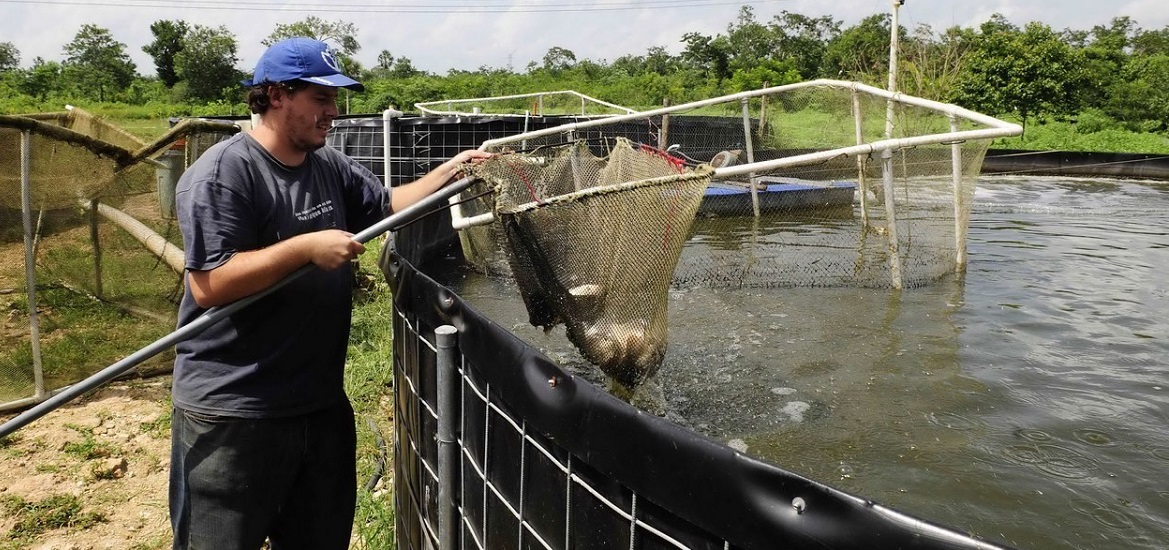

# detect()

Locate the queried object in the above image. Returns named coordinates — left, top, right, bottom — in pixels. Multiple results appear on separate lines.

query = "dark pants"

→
left=169, top=400, right=357, bottom=550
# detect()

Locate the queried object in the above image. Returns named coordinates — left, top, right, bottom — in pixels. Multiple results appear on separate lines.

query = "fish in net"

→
left=470, top=138, right=713, bottom=391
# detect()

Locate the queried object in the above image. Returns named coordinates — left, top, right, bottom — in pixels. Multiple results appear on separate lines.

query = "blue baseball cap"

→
left=241, top=37, right=364, bottom=91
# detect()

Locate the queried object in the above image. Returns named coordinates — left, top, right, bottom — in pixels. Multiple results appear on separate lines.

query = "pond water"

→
left=438, top=175, right=1169, bottom=550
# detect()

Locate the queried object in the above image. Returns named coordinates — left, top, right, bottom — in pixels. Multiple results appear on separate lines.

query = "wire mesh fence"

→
left=388, top=253, right=1015, bottom=550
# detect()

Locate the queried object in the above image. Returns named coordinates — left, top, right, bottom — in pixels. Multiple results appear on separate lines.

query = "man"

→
left=170, top=37, right=488, bottom=549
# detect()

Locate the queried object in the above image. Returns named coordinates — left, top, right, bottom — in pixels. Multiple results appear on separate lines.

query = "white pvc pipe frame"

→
left=447, top=79, right=1023, bottom=230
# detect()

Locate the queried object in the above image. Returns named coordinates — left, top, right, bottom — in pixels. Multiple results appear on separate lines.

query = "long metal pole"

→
left=885, top=0, right=902, bottom=140
left=740, top=98, right=760, bottom=218
left=382, top=109, right=402, bottom=187
left=435, top=324, right=460, bottom=550
left=0, top=176, right=479, bottom=438
left=881, top=148, right=903, bottom=289
left=951, top=115, right=968, bottom=271
left=20, top=130, right=45, bottom=401
left=852, top=91, right=870, bottom=226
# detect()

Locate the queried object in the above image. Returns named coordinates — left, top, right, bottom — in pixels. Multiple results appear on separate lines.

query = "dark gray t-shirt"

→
left=173, top=132, right=389, bottom=418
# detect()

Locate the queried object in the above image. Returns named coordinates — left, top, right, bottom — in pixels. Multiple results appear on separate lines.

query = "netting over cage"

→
left=470, top=139, right=713, bottom=389
left=0, top=108, right=239, bottom=411
left=454, top=79, right=1021, bottom=291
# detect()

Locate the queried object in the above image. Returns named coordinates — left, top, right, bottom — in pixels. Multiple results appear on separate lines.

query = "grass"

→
left=348, top=237, right=398, bottom=550
left=0, top=216, right=180, bottom=402
left=0, top=494, right=106, bottom=548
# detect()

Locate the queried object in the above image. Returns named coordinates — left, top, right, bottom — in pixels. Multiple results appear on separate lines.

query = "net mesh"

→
left=459, top=82, right=995, bottom=290
left=0, top=109, right=239, bottom=210
left=0, top=111, right=151, bottom=210
left=470, top=139, right=712, bottom=389
left=0, top=109, right=239, bottom=410
left=456, top=81, right=1012, bottom=390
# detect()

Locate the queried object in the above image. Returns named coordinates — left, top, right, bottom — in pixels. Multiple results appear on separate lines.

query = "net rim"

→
left=493, top=164, right=715, bottom=216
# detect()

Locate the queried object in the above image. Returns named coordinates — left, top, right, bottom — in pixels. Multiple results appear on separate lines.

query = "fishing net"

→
left=455, top=80, right=1010, bottom=291
left=453, top=80, right=1019, bottom=390
left=469, top=138, right=713, bottom=389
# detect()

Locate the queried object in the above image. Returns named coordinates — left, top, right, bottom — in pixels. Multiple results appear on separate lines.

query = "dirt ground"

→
left=1, top=193, right=177, bottom=548
left=0, top=377, right=174, bottom=549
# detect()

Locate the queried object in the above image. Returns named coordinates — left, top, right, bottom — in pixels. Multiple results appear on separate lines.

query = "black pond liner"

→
left=382, top=250, right=1015, bottom=550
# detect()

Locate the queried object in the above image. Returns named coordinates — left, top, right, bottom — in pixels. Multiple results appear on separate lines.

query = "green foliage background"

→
left=3, top=8, right=1169, bottom=153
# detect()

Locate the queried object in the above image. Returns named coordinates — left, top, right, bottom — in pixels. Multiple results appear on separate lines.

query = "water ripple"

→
left=1001, top=444, right=1098, bottom=479
left=1014, top=427, right=1054, bottom=443
left=1068, top=499, right=1137, bottom=531
left=926, top=411, right=983, bottom=431
left=1072, top=428, right=1117, bottom=447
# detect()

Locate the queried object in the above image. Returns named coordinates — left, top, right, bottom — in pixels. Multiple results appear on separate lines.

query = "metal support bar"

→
left=435, top=324, right=460, bottom=550
left=89, top=199, right=103, bottom=298
left=852, top=91, right=870, bottom=226
left=20, top=130, right=45, bottom=400
left=881, top=148, right=903, bottom=289
left=950, top=115, right=968, bottom=271
left=0, top=176, right=480, bottom=438
left=382, top=109, right=402, bottom=187
left=740, top=98, right=760, bottom=218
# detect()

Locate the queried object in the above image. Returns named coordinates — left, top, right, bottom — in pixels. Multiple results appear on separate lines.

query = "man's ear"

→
left=268, top=84, right=291, bottom=107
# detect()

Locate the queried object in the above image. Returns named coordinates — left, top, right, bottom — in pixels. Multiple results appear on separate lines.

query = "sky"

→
left=1, top=0, right=1167, bottom=77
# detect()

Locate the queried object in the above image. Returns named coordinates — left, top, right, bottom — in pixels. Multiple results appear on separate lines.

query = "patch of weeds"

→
left=34, top=463, right=61, bottom=474
left=62, top=425, right=116, bottom=461
left=3, top=435, right=42, bottom=459
left=89, top=459, right=124, bottom=481
left=128, top=535, right=172, bottom=550
left=0, top=433, right=18, bottom=449
left=140, top=398, right=172, bottom=439
left=1, top=493, right=106, bottom=543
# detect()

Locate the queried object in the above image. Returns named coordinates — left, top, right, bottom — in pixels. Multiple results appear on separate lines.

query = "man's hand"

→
left=303, top=229, right=365, bottom=270
left=188, top=229, right=365, bottom=308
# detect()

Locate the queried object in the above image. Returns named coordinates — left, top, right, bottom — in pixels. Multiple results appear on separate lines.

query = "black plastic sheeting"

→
left=983, top=149, right=1169, bottom=179
left=384, top=251, right=1014, bottom=550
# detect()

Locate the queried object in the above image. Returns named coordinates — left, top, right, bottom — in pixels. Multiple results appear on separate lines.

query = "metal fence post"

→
left=436, top=324, right=460, bottom=550
left=880, top=147, right=904, bottom=289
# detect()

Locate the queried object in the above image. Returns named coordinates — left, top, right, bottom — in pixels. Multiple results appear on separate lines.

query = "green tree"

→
left=1132, top=26, right=1169, bottom=56
left=19, top=58, right=64, bottom=100
left=1075, top=17, right=1137, bottom=110
left=823, top=13, right=896, bottom=82
left=62, top=24, right=137, bottom=101
left=540, top=46, right=577, bottom=73
left=729, top=58, right=801, bottom=92
left=1104, top=54, right=1169, bottom=131
left=952, top=20, right=1088, bottom=133
left=724, top=6, right=777, bottom=75
left=265, top=17, right=359, bottom=56
left=143, top=20, right=189, bottom=87
left=0, top=41, right=19, bottom=72
left=769, top=11, right=840, bottom=79
left=679, top=32, right=731, bottom=82
left=610, top=46, right=677, bottom=78
left=899, top=24, right=973, bottom=100
left=175, top=25, right=242, bottom=103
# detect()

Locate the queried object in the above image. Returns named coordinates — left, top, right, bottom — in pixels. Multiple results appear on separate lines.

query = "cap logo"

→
left=321, top=48, right=342, bottom=73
